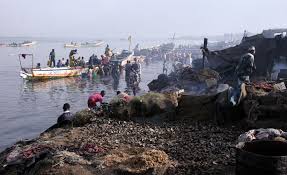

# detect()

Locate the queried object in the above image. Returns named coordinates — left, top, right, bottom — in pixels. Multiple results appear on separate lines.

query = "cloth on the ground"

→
left=236, top=128, right=286, bottom=148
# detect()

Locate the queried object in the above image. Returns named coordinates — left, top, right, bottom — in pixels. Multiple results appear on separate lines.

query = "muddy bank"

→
left=0, top=109, right=246, bottom=175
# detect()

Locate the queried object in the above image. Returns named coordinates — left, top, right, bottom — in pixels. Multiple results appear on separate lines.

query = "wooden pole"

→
left=202, top=38, right=208, bottom=69
left=128, top=36, right=132, bottom=52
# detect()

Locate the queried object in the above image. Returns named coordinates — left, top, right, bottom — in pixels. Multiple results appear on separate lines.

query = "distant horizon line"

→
left=0, top=32, right=247, bottom=40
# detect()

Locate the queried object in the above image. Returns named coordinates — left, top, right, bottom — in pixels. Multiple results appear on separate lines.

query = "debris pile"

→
left=179, top=67, right=220, bottom=82
left=148, top=67, right=221, bottom=93
left=5, top=143, right=51, bottom=167
left=148, top=74, right=171, bottom=92
left=242, top=82, right=287, bottom=126
left=100, top=147, right=172, bottom=175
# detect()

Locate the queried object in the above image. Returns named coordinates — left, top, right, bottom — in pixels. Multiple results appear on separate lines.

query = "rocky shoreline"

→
left=0, top=108, right=246, bottom=175
left=2, top=71, right=287, bottom=174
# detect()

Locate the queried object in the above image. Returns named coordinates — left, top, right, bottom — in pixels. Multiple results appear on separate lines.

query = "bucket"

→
left=236, top=140, right=287, bottom=175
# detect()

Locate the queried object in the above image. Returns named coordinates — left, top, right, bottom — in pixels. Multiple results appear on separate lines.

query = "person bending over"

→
left=88, top=90, right=105, bottom=109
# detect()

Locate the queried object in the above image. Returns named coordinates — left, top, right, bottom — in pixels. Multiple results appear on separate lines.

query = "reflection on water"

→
left=0, top=60, right=163, bottom=151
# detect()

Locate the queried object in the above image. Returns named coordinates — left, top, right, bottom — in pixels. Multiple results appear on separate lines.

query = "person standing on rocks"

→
left=231, top=46, right=256, bottom=105
left=235, top=46, right=256, bottom=85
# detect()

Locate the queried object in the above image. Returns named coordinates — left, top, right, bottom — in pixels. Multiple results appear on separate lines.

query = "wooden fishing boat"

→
left=18, top=54, right=87, bottom=81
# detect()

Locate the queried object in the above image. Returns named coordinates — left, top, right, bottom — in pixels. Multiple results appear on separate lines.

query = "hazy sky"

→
left=0, top=0, right=287, bottom=38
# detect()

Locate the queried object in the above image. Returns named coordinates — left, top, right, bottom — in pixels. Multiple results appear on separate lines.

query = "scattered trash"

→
left=81, top=143, right=105, bottom=154
left=5, top=143, right=51, bottom=167
left=54, top=150, right=91, bottom=166
left=274, top=82, right=286, bottom=91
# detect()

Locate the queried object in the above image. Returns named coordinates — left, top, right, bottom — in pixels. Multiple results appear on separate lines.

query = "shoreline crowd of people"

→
left=47, top=45, right=143, bottom=129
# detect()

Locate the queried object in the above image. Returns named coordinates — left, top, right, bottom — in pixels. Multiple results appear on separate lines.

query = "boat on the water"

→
left=113, top=50, right=134, bottom=66
left=7, top=41, right=37, bottom=47
left=18, top=54, right=87, bottom=81
left=20, top=67, right=86, bottom=80
left=64, top=41, right=104, bottom=48
left=64, top=42, right=81, bottom=48
left=21, top=41, right=37, bottom=47
left=81, top=41, right=104, bottom=47
left=112, top=50, right=144, bottom=66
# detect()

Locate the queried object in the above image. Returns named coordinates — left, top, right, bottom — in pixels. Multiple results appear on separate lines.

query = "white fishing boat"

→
left=21, top=41, right=37, bottom=47
left=18, top=54, right=87, bottom=81
left=64, top=41, right=104, bottom=48
left=111, top=50, right=144, bottom=67
left=64, top=42, right=81, bottom=48
left=80, top=41, right=104, bottom=47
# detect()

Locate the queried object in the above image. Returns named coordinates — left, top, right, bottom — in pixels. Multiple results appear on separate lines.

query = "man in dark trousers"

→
left=49, top=49, right=56, bottom=67
left=235, top=46, right=256, bottom=85
left=125, top=60, right=132, bottom=86
left=231, top=46, right=256, bottom=106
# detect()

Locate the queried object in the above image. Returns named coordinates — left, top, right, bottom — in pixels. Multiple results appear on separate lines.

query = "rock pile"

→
left=148, top=67, right=221, bottom=94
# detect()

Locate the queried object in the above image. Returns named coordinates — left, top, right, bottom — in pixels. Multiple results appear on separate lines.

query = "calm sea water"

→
left=0, top=37, right=199, bottom=151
